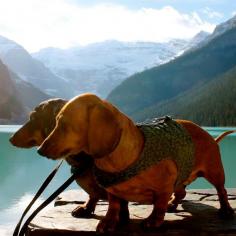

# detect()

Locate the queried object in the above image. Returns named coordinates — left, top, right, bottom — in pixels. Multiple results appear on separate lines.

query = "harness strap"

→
left=93, top=117, right=194, bottom=188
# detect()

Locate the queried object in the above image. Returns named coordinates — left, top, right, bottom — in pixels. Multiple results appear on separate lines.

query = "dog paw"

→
left=96, top=217, right=119, bottom=233
left=119, top=210, right=130, bottom=225
left=167, top=203, right=178, bottom=213
left=141, top=217, right=164, bottom=230
left=71, top=206, right=93, bottom=218
left=218, top=206, right=235, bottom=219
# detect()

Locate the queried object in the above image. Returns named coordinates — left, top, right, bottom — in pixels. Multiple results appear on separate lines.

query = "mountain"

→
left=9, top=70, right=50, bottom=112
left=209, top=15, right=236, bottom=41
left=185, top=31, right=210, bottom=51
left=0, top=60, right=27, bottom=123
left=134, top=66, right=236, bottom=126
left=0, top=35, right=74, bottom=99
left=32, top=38, right=201, bottom=98
left=0, top=58, right=50, bottom=124
left=107, top=21, right=236, bottom=122
left=192, top=15, right=236, bottom=51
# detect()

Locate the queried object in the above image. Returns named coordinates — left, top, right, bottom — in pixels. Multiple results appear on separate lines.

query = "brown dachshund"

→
left=9, top=99, right=115, bottom=219
left=37, top=94, right=234, bottom=233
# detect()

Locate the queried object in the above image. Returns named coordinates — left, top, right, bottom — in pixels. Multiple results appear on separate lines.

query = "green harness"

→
left=93, top=117, right=195, bottom=188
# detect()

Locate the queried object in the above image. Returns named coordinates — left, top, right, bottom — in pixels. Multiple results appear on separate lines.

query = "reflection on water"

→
left=0, top=194, right=46, bottom=236
left=0, top=125, right=235, bottom=235
left=0, top=130, right=78, bottom=210
left=0, top=126, right=86, bottom=236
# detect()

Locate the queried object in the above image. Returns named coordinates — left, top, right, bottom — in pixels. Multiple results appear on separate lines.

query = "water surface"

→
left=0, top=125, right=235, bottom=235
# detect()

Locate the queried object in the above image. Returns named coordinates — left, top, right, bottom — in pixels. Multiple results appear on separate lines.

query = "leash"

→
left=13, top=160, right=69, bottom=236
left=18, top=173, right=78, bottom=236
left=14, top=153, right=95, bottom=236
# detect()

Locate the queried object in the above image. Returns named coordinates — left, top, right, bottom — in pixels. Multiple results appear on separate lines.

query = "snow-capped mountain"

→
left=192, top=15, right=236, bottom=50
left=0, top=35, right=74, bottom=99
left=187, top=31, right=210, bottom=48
left=107, top=17, right=236, bottom=121
left=32, top=38, right=198, bottom=98
left=210, top=15, right=236, bottom=39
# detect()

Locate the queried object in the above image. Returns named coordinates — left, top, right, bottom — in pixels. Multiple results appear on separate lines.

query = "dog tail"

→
left=215, top=130, right=236, bottom=143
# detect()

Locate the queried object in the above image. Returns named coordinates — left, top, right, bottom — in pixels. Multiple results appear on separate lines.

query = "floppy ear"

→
left=88, top=104, right=121, bottom=158
left=40, top=99, right=67, bottom=136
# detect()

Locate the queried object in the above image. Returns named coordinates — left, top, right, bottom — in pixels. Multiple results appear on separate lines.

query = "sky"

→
left=0, top=0, right=235, bottom=52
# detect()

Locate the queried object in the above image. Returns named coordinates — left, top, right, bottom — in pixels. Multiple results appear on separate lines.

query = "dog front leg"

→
left=143, top=191, right=172, bottom=229
left=72, top=195, right=99, bottom=218
left=119, top=199, right=130, bottom=224
left=168, top=185, right=186, bottom=212
left=96, top=193, right=121, bottom=233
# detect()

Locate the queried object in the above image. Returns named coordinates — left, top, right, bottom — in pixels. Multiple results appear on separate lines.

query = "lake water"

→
left=0, top=125, right=236, bottom=235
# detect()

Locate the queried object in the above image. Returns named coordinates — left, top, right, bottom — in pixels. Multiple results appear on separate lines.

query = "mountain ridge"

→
left=107, top=23, right=236, bottom=120
left=32, top=35, right=207, bottom=98
left=0, top=59, right=27, bottom=123
left=0, top=35, right=74, bottom=99
left=0, top=47, right=50, bottom=124
left=133, top=65, right=236, bottom=126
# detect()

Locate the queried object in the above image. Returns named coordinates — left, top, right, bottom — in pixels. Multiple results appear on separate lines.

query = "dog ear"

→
left=88, top=104, right=121, bottom=158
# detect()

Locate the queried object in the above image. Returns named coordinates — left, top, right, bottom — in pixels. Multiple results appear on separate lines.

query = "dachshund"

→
left=9, top=98, right=129, bottom=221
left=37, top=94, right=235, bottom=232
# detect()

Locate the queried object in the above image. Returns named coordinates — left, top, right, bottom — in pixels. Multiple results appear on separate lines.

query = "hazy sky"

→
left=0, top=0, right=235, bottom=52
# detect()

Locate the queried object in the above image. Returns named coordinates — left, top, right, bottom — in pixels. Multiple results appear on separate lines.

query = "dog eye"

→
left=29, top=111, right=37, bottom=121
left=30, top=115, right=35, bottom=121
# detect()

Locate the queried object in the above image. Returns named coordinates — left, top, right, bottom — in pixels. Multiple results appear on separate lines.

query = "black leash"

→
left=13, top=152, right=93, bottom=236
left=18, top=173, right=77, bottom=236
left=13, top=160, right=64, bottom=236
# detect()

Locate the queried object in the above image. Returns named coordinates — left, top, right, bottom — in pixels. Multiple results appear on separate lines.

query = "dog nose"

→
left=37, top=147, right=45, bottom=156
left=9, top=136, right=14, bottom=145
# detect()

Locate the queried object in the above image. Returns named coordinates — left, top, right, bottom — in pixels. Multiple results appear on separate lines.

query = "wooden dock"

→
left=26, top=189, right=236, bottom=236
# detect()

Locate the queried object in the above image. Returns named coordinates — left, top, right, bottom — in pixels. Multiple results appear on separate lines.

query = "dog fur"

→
left=37, top=94, right=234, bottom=232
left=9, top=99, right=111, bottom=218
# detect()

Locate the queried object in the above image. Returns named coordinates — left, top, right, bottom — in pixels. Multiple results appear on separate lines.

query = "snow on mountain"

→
left=176, top=31, right=210, bottom=56
left=0, top=36, right=22, bottom=55
left=32, top=38, right=197, bottom=98
left=190, top=15, right=236, bottom=51
left=0, top=35, right=74, bottom=99
left=187, top=31, right=210, bottom=47
left=0, top=31, right=209, bottom=100
left=210, top=15, right=236, bottom=39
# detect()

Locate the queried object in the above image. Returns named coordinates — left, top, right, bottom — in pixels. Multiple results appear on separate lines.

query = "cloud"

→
left=232, top=11, right=236, bottom=16
left=201, top=7, right=224, bottom=19
left=0, top=0, right=215, bottom=52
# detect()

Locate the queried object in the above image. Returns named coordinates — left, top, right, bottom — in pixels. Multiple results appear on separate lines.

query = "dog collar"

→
left=93, top=117, right=195, bottom=188
left=70, top=152, right=94, bottom=176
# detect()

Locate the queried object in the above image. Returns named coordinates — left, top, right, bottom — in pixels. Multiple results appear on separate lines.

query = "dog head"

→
left=9, top=98, right=67, bottom=148
left=37, top=94, right=122, bottom=160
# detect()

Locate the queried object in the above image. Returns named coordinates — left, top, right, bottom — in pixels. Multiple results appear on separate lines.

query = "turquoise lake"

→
left=0, top=125, right=236, bottom=235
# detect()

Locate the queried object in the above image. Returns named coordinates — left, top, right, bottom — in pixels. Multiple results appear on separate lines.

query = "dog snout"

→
left=9, top=135, right=18, bottom=146
left=9, top=136, right=15, bottom=145
left=37, top=142, right=60, bottom=159
left=37, top=146, right=47, bottom=157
